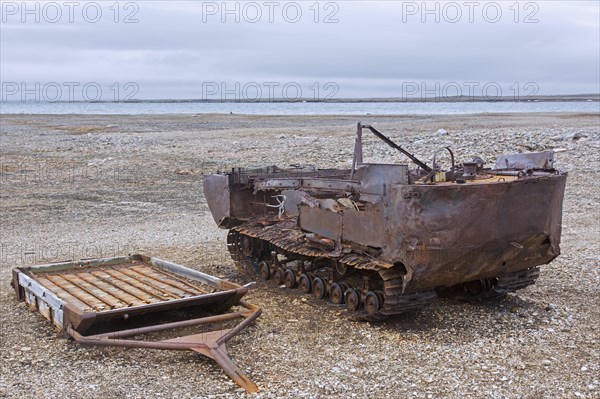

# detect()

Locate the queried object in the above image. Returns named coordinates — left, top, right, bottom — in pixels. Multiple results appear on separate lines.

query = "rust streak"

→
left=57, top=273, right=126, bottom=309
left=46, top=274, right=107, bottom=310
left=35, top=276, right=91, bottom=311
left=102, top=268, right=172, bottom=302
left=129, top=265, right=205, bottom=295
left=118, top=267, right=189, bottom=298
left=90, top=270, right=154, bottom=304
left=78, top=272, right=145, bottom=307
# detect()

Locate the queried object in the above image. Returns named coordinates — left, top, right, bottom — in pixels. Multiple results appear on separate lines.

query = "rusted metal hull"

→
left=387, top=173, right=567, bottom=291
left=12, top=254, right=261, bottom=392
left=205, top=173, right=566, bottom=292
left=203, top=123, right=568, bottom=318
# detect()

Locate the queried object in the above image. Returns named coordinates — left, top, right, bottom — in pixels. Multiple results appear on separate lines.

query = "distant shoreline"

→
left=3, top=112, right=599, bottom=118
left=3, top=97, right=598, bottom=116
left=138, top=94, right=600, bottom=103
left=2, top=95, right=599, bottom=104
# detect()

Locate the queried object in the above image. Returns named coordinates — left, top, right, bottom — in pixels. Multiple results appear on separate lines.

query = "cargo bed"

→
left=12, top=254, right=261, bottom=392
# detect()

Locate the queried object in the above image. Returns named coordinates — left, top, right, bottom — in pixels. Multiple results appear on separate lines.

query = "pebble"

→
left=551, top=132, right=588, bottom=141
left=1, top=113, right=598, bottom=398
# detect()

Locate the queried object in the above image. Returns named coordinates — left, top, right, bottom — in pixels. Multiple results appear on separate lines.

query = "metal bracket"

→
left=66, top=300, right=261, bottom=393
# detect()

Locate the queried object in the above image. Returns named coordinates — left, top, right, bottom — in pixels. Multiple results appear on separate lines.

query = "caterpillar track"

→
left=227, top=220, right=437, bottom=321
left=225, top=219, right=540, bottom=321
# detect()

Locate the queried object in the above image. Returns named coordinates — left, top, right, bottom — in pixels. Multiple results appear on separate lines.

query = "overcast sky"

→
left=1, top=1, right=599, bottom=100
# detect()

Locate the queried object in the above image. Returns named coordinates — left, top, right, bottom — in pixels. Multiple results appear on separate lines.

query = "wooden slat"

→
left=130, top=265, right=205, bottom=295
left=35, top=276, right=91, bottom=311
left=118, top=268, right=188, bottom=298
left=103, top=268, right=174, bottom=301
left=30, top=261, right=216, bottom=313
left=78, top=272, right=145, bottom=307
left=90, top=270, right=154, bottom=304
left=57, top=273, right=126, bottom=309
left=46, top=275, right=106, bottom=310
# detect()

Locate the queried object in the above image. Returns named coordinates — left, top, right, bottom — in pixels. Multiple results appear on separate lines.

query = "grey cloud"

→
left=1, top=1, right=598, bottom=98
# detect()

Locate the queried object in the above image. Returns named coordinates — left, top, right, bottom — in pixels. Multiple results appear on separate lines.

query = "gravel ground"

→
left=0, top=112, right=598, bottom=398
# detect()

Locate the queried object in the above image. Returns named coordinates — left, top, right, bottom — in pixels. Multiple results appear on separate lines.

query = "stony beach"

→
left=0, top=112, right=598, bottom=398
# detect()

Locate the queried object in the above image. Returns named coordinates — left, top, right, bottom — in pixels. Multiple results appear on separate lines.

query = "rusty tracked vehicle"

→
left=203, top=123, right=567, bottom=320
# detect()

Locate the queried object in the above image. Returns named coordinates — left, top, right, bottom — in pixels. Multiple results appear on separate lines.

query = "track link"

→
left=226, top=219, right=542, bottom=320
left=227, top=221, right=437, bottom=321
left=441, top=266, right=541, bottom=301
left=495, top=267, right=540, bottom=293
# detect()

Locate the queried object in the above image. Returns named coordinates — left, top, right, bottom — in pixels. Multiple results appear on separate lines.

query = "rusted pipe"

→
left=92, top=311, right=250, bottom=339
left=216, top=300, right=262, bottom=345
